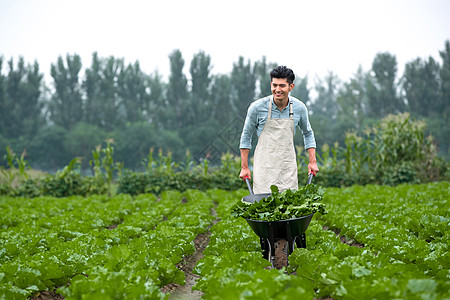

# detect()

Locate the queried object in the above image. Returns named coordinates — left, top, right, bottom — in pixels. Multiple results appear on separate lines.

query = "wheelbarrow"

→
left=242, top=173, right=315, bottom=266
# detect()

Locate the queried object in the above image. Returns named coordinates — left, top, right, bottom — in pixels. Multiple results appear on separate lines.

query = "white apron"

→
left=253, top=99, right=298, bottom=194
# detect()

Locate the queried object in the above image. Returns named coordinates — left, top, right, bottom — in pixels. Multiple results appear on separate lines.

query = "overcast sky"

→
left=1, top=0, right=449, bottom=85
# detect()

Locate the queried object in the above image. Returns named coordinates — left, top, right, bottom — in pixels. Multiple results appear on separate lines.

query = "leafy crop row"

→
left=1, top=182, right=448, bottom=299
left=0, top=190, right=214, bottom=299
left=193, top=189, right=318, bottom=298
left=290, top=182, right=449, bottom=299
left=192, top=183, right=449, bottom=299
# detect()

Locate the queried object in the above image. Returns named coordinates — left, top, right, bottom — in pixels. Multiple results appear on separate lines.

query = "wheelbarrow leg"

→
left=286, top=222, right=293, bottom=265
left=260, top=237, right=269, bottom=259
left=268, top=223, right=275, bottom=265
left=295, top=233, right=307, bottom=248
left=259, top=235, right=275, bottom=265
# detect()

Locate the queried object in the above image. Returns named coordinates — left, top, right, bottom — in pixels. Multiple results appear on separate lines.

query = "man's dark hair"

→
left=270, top=66, right=295, bottom=85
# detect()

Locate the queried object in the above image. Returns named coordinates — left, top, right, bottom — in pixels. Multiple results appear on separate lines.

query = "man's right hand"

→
left=239, top=149, right=251, bottom=181
left=239, top=167, right=251, bottom=181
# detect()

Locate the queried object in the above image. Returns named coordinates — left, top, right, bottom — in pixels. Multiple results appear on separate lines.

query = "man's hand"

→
left=239, top=167, right=251, bottom=181
left=307, top=148, right=319, bottom=176
left=308, top=161, right=319, bottom=176
left=240, top=148, right=251, bottom=181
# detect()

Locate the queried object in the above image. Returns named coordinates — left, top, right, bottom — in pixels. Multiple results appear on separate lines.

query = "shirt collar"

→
left=271, top=97, right=290, bottom=112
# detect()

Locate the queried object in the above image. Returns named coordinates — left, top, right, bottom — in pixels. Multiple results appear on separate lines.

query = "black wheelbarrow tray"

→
left=242, top=174, right=315, bottom=263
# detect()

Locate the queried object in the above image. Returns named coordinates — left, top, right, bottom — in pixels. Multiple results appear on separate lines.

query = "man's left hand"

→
left=308, top=162, right=319, bottom=176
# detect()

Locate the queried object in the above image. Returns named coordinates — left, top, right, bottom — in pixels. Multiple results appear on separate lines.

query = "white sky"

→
left=0, top=0, right=449, bottom=85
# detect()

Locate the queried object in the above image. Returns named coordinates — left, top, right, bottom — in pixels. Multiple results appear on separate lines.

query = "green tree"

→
left=114, top=122, right=158, bottom=169
left=23, top=61, right=45, bottom=137
left=291, top=75, right=311, bottom=106
left=439, top=40, right=450, bottom=118
left=311, top=72, right=340, bottom=119
left=166, top=49, right=188, bottom=129
left=49, top=54, right=83, bottom=130
left=0, top=57, right=44, bottom=139
left=83, top=52, right=104, bottom=128
left=28, top=125, right=69, bottom=170
left=147, top=71, right=166, bottom=127
left=156, top=129, right=186, bottom=160
left=101, top=56, right=124, bottom=131
left=118, top=61, right=151, bottom=123
left=3, top=57, right=26, bottom=138
left=63, top=122, right=106, bottom=169
left=0, top=133, right=8, bottom=168
left=210, top=74, right=233, bottom=124
left=366, top=52, right=403, bottom=117
left=230, top=56, right=256, bottom=118
left=336, top=66, right=369, bottom=133
left=402, top=57, right=441, bottom=117
left=0, top=56, right=11, bottom=137
left=308, top=72, right=341, bottom=147
left=291, top=74, right=314, bottom=150
left=83, top=53, right=124, bottom=131
left=189, top=50, right=212, bottom=125
left=254, top=56, right=277, bottom=98
left=432, top=39, right=450, bottom=158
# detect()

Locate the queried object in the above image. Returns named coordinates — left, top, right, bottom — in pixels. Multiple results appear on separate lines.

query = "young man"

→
left=239, top=66, right=318, bottom=194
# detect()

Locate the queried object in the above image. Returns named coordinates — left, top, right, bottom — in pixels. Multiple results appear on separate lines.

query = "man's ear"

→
left=289, top=83, right=295, bottom=91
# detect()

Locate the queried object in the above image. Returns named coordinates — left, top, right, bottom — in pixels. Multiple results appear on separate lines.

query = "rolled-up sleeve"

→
left=239, top=103, right=258, bottom=149
left=298, top=105, right=316, bottom=149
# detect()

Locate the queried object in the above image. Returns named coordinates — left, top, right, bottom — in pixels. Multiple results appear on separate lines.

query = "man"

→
left=239, top=66, right=318, bottom=194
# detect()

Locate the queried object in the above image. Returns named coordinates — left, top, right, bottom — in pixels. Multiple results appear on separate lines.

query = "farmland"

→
left=0, top=182, right=449, bottom=299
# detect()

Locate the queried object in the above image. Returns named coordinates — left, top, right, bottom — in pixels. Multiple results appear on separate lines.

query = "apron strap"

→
left=289, top=99, right=293, bottom=119
left=268, top=99, right=272, bottom=118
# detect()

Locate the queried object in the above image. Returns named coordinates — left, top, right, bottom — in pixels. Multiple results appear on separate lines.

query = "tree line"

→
left=0, top=40, right=449, bottom=171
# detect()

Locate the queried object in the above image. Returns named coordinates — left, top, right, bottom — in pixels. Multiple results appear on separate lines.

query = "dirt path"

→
left=274, top=240, right=289, bottom=269
left=161, top=232, right=211, bottom=299
left=161, top=207, right=219, bottom=299
left=323, top=226, right=365, bottom=248
left=30, top=291, right=64, bottom=300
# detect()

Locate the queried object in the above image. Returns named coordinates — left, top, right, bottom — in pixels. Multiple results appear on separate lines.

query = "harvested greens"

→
left=231, top=184, right=327, bottom=221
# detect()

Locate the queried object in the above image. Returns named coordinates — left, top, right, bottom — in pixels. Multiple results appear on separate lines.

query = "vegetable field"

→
left=1, top=182, right=448, bottom=299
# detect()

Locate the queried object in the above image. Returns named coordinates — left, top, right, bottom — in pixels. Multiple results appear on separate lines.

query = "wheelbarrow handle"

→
left=307, top=172, right=314, bottom=185
left=246, top=174, right=313, bottom=194
left=244, top=176, right=254, bottom=195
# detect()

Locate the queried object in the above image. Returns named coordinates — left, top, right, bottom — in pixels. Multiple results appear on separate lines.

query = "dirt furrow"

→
left=161, top=207, right=219, bottom=299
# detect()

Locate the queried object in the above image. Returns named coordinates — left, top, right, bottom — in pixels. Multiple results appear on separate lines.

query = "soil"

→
left=273, top=239, right=288, bottom=269
left=323, top=226, right=365, bottom=248
left=161, top=232, right=211, bottom=299
left=160, top=207, right=218, bottom=299
left=30, top=291, right=64, bottom=300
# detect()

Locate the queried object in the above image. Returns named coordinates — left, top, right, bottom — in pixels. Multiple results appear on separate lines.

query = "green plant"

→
left=143, top=147, right=156, bottom=172
left=89, top=140, right=122, bottom=196
left=0, top=146, right=30, bottom=187
left=316, top=113, right=442, bottom=186
left=180, top=149, right=194, bottom=173
left=202, top=158, right=209, bottom=177
left=230, top=183, right=327, bottom=221
left=219, top=152, right=240, bottom=175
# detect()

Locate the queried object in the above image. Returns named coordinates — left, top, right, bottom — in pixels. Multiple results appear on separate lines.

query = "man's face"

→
left=271, top=78, right=294, bottom=103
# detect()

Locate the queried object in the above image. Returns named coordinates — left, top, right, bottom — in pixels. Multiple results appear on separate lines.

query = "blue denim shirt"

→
left=239, top=95, right=316, bottom=150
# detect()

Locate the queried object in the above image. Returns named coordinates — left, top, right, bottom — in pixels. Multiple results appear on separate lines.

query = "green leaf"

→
left=230, top=184, right=326, bottom=220
left=407, top=279, right=437, bottom=293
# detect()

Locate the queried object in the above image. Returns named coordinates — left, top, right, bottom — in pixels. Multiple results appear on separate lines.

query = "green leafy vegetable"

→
left=230, top=184, right=327, bottom=221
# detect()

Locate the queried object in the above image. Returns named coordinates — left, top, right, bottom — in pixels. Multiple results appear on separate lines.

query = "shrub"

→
left=116, top=170, right=245, bottom=196
left=300, top=113, right=448, bottom=187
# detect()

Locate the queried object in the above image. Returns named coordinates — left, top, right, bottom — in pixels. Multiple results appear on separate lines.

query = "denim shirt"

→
left=239, top=95, right=316, bottom=150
